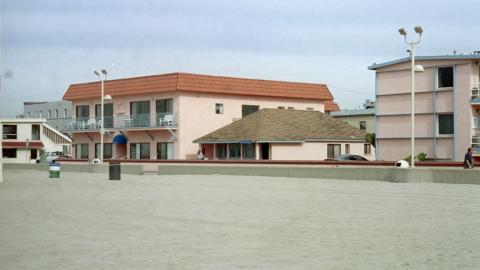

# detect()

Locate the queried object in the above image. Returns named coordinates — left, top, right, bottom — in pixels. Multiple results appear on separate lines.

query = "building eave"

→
left=368, top=55, right=480, bottom=70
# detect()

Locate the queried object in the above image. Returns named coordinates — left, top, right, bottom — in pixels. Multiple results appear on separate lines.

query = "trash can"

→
left=395, top=160, right=409, bottom=168
left=109, top=162, right=121, bottom=180
left=49, top=162, right=60, bottom=178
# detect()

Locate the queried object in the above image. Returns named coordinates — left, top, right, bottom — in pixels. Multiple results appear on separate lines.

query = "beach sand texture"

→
left=1, top=170, right=480, bottom=270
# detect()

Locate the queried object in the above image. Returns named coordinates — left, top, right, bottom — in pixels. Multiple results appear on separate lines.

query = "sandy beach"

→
left=1, top=170, right=480, bottom=269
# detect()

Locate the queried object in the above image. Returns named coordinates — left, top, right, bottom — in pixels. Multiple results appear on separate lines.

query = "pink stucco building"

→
left=369, top=54, right=480, bottom=162
left=62, top=72, right=340, bottom=161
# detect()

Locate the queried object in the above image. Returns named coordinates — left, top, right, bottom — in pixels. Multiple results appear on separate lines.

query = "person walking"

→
left=464, top=148, right=474, bottom=169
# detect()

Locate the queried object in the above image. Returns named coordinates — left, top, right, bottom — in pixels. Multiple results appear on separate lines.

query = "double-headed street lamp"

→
left=398, top=26, right=423, bottom=168
left=94, top=69, right=111, bottom=164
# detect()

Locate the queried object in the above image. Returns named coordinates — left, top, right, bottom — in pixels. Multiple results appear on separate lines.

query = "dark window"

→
left=438, top=114, right=454, bottom=135
left=242, top=105, right=259, bottom=117
left=277, top=106, right=285, bottom=109
left=228, top=143, right=241, bottom=159
left=327, top=144, right=341, bottom=159
left=359, top=121, right=367, bottom=130
left=130, top=143, right=150, bottom=159
left=215, top=103, right=224, bottom=114
left=438, top=66, right=454, bottom=88
left=130, top=101, right=150, bottom=127
left=95, top=143, right=113, bottom=159
left=30, top=149, right=38, bottom=160
left=3, top=125, right=17, bottom=139
left=157, top=142, right=173, bottom=160
left=76, top=105, right=90, bottom=121
left=32, top=124, right=40, bottom=140
left=156, top=99, right=173, bottom=113
left=215, top=144, right=227, bottom=159
left=95, top=103, right=113, bottom=128
left=76, top=144, right=89, bottom=159
left=3, top=148, right=17, bottom=158
left=345, top=144, right=350, bottom=154
left=242, top=144, right=255, bottom=159
left=364, top=144, right=371, bottom=155
left=131, top=101, right=150, bottom=114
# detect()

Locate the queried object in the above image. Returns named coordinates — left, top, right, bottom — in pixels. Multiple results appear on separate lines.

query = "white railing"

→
left=63, top=113, right=177, bottom=131
left=472, top=83, right=480, bottom=100
left=472, top=136, right=480, bottom=154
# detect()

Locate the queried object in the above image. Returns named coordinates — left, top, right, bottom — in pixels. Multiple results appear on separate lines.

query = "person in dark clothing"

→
left=464, top=148, right=474, bottom=169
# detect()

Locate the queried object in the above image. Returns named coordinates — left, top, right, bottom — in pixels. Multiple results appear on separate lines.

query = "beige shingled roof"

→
left=194, top=109, right=367, bottom=143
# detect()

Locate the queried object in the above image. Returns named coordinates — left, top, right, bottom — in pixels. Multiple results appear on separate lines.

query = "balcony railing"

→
left=63, top=113, right=177, bottom=131
left=472, top=136, right=480, bottom=154
left=471, top=83, right=480, bottom=102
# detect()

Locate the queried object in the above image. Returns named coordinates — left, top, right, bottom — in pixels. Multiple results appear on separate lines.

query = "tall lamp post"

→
left=398, top=26, right=423, bottom=167
left=94, top=69, right=111, bottom=164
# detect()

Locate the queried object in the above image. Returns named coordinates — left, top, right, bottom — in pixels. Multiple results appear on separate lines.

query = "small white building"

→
left=1, top=119, right=72, bottom=163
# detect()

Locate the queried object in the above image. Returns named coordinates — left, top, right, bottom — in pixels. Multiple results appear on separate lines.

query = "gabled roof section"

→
left=194, top=109, right=367, bottom=144
left=324, top=100, right=340, bottom=112
left=368, top=55, right=480, bottom=70
left=63, top=72, right=334, bottom=101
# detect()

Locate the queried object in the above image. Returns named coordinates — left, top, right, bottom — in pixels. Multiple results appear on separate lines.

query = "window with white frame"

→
left=364, top=144, right=371, bottom=155
left=95, top=143, right=113, bottom=159
left=215, top=103, right=224, bottom=114
left=438, top=114, right=454, bottom=135
left=242, top=144, right=255, bottom=159
left=76, top=144, right=89, bottom=159
left=130, top=143, right=150, bottom=159
left=327, top=144, right=341, bottom=159
left=157, top=142, right=174, bottom=160
left=2, top=125, right=17, bottom=139
left=438, top=66, right=454, bottom=88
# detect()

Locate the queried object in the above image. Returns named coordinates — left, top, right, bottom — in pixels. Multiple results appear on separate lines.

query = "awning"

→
left=113, top=134, right=128, bottom=144
left=2, top=141, right=44, bottom=149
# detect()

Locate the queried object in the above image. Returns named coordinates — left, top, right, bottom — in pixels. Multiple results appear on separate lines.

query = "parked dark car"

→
left=334, top=154, right=369, bottom=161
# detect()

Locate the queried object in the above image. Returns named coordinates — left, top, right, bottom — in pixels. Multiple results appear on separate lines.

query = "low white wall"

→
left=271, top=142, right=375, bottom=161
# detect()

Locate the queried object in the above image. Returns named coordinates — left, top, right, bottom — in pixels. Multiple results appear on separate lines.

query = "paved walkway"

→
left=1, top=170, right=480, bottom=269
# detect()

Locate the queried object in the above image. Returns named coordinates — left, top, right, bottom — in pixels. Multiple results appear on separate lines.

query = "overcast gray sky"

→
left=1, top=0, right=479, bottom=117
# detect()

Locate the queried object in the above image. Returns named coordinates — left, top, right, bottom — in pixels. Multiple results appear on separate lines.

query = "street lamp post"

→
left=94, top=69, right=110, bottom=164
left=398, top=26, right=423, bottom=167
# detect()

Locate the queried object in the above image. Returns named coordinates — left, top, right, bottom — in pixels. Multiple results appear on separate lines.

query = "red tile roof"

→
left=324, top=100, right=340, bottom=112
left=63, top=72, right=336, bottom=106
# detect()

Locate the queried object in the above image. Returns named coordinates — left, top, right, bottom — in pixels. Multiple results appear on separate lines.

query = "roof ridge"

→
left=198, top=73, right=328, bottom=87
left=69, top=72, right=328, bottom=87
left=68, top=72, right=182, bottom=87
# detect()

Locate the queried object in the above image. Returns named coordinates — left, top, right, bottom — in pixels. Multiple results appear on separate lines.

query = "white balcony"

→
left=472, top=136, right=480, bottom=155
left=471, top=83, right=480, bottom=104
left=63, top=112, right=177, bottom=132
